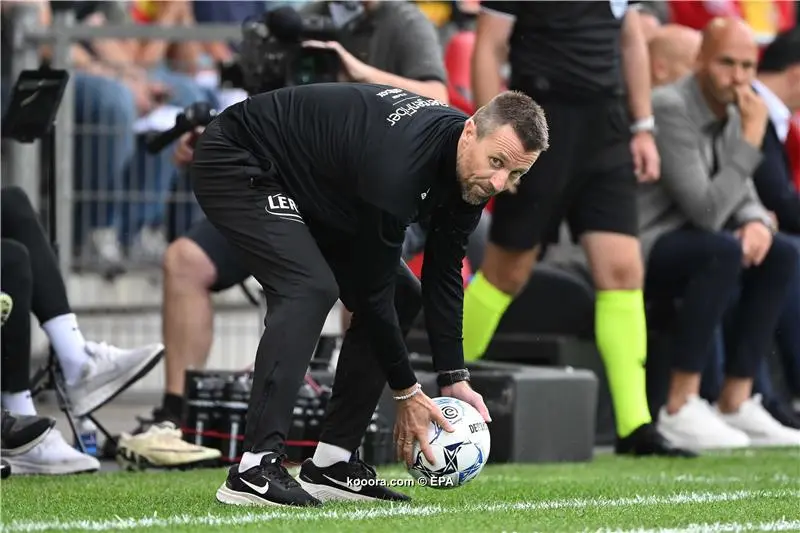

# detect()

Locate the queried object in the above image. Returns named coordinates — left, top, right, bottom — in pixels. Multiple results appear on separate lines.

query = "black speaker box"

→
left=402, top=356, right=598, bottom=463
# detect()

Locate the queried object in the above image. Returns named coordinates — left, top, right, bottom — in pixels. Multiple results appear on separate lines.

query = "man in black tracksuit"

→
left=190, top=82, right=549, bottom=507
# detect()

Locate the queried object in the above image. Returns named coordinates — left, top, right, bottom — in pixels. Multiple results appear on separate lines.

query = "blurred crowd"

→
left=2, top=0, right=800, bottom=475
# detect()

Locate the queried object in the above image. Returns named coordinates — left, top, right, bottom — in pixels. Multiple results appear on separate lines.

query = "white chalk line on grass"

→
left=2, top=489, right=798, bottom=532
left=472, top=474, right=800, bottom=486
left=625, top=473, right=800, bottom=486
left=591, top=518, right=800, bottom=533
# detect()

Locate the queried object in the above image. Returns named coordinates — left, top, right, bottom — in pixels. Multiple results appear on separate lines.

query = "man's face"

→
left=697, top=30, right=759, bottom=107
left=456, top=121, right=539, bottom=205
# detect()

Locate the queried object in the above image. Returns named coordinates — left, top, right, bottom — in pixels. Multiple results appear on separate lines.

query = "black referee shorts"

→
left=489, top=96, right=638, bottom=251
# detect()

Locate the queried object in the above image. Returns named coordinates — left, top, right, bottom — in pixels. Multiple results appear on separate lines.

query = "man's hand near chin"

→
left=440, top=381, right=492, bottom=422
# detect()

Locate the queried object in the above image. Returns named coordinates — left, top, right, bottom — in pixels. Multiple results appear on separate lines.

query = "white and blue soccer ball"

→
left=407, top=397, right=491, bottom=489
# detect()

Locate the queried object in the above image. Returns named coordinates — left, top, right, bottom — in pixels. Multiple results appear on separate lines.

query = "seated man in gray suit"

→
left=639, top=17, right=800, bottom=451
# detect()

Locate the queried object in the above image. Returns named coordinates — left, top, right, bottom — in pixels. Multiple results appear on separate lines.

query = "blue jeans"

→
left=119, top=68, right=216, bottom=243
left=73, top=73, right=136, bottom=246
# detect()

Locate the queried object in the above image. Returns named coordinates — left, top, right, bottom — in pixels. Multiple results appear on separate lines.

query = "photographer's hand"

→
left=302, top=40, right=371, bottom=82
left=174, top=127, right=204, bottom=168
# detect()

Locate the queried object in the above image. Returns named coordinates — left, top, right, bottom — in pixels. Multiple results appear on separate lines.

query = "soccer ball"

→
left=407, top=397, right=491, bottom=489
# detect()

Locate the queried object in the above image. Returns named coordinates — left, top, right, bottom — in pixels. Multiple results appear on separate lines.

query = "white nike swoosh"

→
left=323, top=474, right=361, bottom=492
left=241, top=479, right=269, bottom=495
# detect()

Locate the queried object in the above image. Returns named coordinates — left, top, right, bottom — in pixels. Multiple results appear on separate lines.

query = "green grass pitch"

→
left=2, top=449, right=799, bottom=532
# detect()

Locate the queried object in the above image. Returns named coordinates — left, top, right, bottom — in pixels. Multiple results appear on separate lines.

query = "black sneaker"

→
left=298, top=454, right=412, bottom=502
left=216, top=452, right=322, bottom=507
left=1, top=410, right=56, bottom=457
left=615, top=423, right=698, bottom=458
left=1, top=459, right=10, bottom=479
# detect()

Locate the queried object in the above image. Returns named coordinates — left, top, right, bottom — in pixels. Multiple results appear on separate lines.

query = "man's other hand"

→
left=440, top=381, right=492, bottom=422
left=174, top=127, right=204, bottom=167
left=737, top=221, right=773, bottom=267
left=393, top=387, right=454, bottom=467
left=630, top=131, right=660, bottom=182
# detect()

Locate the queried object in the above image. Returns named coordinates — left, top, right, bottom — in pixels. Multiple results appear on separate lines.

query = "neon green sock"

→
left=595, top=290, right=652, bottom=438
left=463, top=272, right=514, bottom=361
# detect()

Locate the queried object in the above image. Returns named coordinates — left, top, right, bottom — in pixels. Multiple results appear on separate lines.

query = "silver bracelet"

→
left=393, top=383, right=421, bottom=401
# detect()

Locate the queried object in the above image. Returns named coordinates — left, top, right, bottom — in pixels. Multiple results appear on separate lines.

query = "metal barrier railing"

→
left=4, top=6, right=272, bottom=392
left=6, top=4, right=244, bottom=277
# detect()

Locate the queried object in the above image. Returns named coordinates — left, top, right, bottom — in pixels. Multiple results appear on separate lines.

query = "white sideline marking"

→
left=2, top=490, right=798, bottom=532
left=593, top=518, right=800, bottom=532
left=625, top=474, right=800, bottom=485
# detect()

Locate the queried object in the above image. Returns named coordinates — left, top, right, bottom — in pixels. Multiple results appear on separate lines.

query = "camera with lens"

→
left=222, top=2, right=366, bottom=94
left=144, top=101, right=217, bottom=154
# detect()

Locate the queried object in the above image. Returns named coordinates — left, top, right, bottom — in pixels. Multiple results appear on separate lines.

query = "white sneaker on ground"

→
left=3, top=429, right=100, bottom=475
left=116, top=422, right=221, bottom=471
left=657, top=395, right=750, bottom=451
left=716, top=394, right=800, bottom=447
left=67, top=341, right=165, bottom=417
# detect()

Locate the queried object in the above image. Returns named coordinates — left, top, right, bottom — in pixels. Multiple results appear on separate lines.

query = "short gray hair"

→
left=472, top=91, right=549, bottom=153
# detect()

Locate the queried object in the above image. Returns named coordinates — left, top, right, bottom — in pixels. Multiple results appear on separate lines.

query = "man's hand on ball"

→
left=440, top=381, right=492, bottom=423
left=393, top=388, right=454, bottom=467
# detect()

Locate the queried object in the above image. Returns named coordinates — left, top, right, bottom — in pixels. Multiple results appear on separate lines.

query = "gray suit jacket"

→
left=637, top=75, right=769, bottom=261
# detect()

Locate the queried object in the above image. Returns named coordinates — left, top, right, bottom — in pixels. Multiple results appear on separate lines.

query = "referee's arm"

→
left=354, top=207, right=418, bottom=392
left=471, top=2, right=514, bottom=108
left=420, top=203, right=484, bottom=373
left=621, top=8, right=654, bottom=122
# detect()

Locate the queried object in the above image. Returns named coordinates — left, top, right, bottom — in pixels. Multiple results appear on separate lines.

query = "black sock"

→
left=161, top=393, right=185, bottom=421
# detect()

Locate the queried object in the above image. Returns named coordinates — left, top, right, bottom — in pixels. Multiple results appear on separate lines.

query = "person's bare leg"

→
left=480, top=243, right=540, bottom=295
left=162, top=238, right=218, bottom=397
left=665, top=371, right=703, bottom=415
left=340, top=309, right=352, bottom=332
left=462, top=243, right=539, bottom=361
left=716, top=378, right=753, bottom=414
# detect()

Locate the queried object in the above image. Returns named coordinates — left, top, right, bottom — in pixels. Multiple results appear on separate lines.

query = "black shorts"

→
left=489, top=96, right=638, bottom=251
left=185, top=218, right=250, bottom=293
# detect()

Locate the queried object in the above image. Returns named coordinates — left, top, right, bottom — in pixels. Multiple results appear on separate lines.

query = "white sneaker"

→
left=716, top=394, right=800, bottom=447
left=116, top=422, right=221, bottom=470
left=657, top=395, right=750, bottom=450
left=67, top=341, right=165, bottom=417
left=3, top=429, right=100, bottom=475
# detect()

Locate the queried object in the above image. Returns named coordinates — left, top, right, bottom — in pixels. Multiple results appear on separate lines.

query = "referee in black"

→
left=463, top=1, right=694, bottom=457
left=190, top=82, right=549, bottom=507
